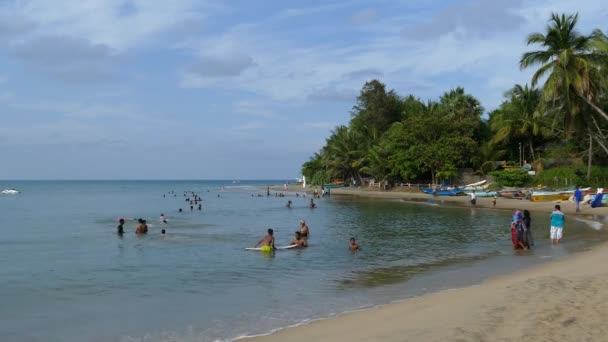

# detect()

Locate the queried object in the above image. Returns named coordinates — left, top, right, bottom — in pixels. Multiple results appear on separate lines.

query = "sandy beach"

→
left=270, top=184, right=608, bottom=216
left=246, top=239, right=608, bottom=342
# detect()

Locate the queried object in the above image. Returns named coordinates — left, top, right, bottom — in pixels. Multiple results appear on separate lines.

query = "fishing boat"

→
left=463, top=191, right=498, bottom=197
left=530, top=191, right=571, bottom=202
left=465, top=180, right=487, bottom=187
left=531, top=187, right=592, bottom=202
left=323, top=180, right=347, bottom=189
left=421, top=188, right=464, bottom=196
left=461, top=180, right=489, bottom=191
left=498, top=191, right=526, bottom=199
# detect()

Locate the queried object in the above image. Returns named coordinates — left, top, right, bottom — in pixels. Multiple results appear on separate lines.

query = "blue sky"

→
left=0, top=0, right=606, bottom=180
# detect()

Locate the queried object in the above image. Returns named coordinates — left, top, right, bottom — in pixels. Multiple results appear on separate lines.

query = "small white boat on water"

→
left=1, top=189, right=20, bottom=195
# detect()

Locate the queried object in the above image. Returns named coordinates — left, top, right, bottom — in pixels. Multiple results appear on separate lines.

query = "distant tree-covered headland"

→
left=302, top=13, right=608, bottom=188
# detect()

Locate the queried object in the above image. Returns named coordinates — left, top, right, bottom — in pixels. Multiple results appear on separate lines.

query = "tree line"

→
left=302, top=13, right=608, bottom=187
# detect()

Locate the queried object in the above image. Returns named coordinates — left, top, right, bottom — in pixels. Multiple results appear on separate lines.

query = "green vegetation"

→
left=302, top=13, right=608, bottom=187
left=489, top=170, right=531, bottom=187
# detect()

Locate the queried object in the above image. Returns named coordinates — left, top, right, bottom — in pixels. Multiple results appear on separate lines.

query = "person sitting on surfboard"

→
left=290, top=232, right=307, bottom=248
left=254, top=229, right=276, bottom=252
left=349, top=238, right=360, bottom=251
left=299, top=220, right=310, bottom=238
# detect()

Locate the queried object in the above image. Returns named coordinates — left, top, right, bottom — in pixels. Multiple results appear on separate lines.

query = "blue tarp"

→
left=591, top=193, right=604, bottom=208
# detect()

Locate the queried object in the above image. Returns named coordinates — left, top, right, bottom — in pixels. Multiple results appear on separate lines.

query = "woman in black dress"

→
left=523, top=210, right=533, bottom=247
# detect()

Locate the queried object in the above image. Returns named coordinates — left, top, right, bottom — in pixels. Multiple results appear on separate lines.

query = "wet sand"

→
left=246, top=240, right=608, bottom=342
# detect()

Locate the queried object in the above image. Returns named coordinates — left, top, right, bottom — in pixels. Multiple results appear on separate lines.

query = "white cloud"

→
left=177, top=0, right=607, bottom=112
left=186, top=53, right=255, bottom=78
left=3, top=0, right=205, bottom=51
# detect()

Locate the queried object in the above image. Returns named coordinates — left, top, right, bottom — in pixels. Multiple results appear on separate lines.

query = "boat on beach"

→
left=462, top=180, right=490, bottom=191
left=421, top=188, right=464, bottom=196
left=463, top=191, right=498, bottom=197
left=530, top=191, right=571, bottom=202
left=323, top=180, right=347, bottom=189
left=465, top=180, right=487, bottom=187
left=498, top=190, right=526, bottom=200
left=530, top=187, right=592, bottom=202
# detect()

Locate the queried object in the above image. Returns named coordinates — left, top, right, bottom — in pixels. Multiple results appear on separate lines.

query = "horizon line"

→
left=0, top=179, right=300, bottom=182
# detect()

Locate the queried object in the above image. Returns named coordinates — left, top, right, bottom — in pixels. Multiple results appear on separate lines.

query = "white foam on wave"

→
left=574, top=217, right=604, bottom=231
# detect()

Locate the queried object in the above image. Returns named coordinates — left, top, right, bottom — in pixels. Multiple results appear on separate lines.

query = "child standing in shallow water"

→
left=550, top=205, right=565, bottom=244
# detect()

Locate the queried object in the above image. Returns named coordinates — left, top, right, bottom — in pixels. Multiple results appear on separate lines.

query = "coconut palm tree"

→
left=509, top=84, right=548, bottom=160
left=520, top=13, right=608, bottom=133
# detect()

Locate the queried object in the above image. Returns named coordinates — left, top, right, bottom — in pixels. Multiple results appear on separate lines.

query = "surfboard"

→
left=245, top=245, right=298, bottom=251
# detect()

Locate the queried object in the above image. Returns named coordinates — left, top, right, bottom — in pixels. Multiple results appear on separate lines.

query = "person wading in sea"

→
left=117, top=219, right=125, bottom=235
left=550, top=205, right=565, bottom=244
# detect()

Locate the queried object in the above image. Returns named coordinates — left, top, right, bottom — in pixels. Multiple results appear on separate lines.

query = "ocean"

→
left=0, top=180, right=606, bottom=342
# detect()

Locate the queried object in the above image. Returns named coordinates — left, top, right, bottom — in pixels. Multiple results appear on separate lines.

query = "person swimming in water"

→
left=135, top=219, right=145, bottom=234
left=286, top=200, right=292, bottom=208
left=254, top=228, right=276, bottom=252
left=117, top=219, right=125, bottom=235
left=349, top=238, right=360, bottom=251
left=309, top=199, right=316, bottom=208
left=198, top=203, right=202, bottom=210
left=160, top=213, right=167, bottom=224
left=290, top=231, right=307, bottom=248
left=161, top=229, right=166, bottom=235
left=299, top=220, right=310, bottom=240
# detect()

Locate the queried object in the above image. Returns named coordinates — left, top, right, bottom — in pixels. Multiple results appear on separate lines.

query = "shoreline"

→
left=271, top=184, right=608, bottom=216
left=244, top=239, right=608, bottom=341
left=249, top=184, right=608, bottom=341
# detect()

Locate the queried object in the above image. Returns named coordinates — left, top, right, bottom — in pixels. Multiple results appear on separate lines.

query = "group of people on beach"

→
left=510, top=204, right=565, bottom=250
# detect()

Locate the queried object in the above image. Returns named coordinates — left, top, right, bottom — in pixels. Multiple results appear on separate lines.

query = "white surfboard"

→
left=245, top=245, right=298, bottom=251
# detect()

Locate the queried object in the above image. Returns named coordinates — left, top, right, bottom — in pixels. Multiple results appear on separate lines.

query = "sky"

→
left=0, top=0, right=606, bottom=180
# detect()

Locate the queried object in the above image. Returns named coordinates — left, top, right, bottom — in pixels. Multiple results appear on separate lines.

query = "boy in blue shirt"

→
left=550, top=205, right=565, bottom=244
left=574, top=186, right=582, bottom=212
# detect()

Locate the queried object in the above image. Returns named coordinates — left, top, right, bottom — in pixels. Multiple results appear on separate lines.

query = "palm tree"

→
left=520, top=13, right=608, bottom=133
left=510, top=84, right=547, bottom=160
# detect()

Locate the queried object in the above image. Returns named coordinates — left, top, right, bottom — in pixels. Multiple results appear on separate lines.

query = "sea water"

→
left=0, top=180, right=606, bottom=342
